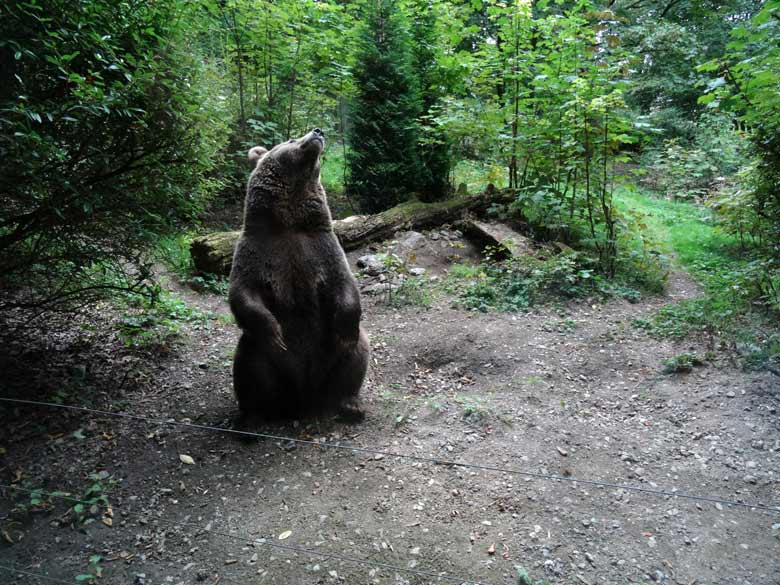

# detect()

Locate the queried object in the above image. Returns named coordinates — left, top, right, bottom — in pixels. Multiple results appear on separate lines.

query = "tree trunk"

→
left=190, top=189, right=514, bottom=276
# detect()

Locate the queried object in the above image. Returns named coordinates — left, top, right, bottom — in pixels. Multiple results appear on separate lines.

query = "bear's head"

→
left=244, top=128, right=331, bottom=230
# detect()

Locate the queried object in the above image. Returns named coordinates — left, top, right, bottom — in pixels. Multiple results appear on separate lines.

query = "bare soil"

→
left=1, top=230, right=778, bottom=585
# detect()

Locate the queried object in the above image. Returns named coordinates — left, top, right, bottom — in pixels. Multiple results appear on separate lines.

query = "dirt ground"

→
left=0, top=229, right=778, bottom=585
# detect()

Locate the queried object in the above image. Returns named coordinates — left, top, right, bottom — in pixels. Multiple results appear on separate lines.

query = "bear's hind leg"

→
left=233, top=334, right=283, bottom=419
left=324, top=329, right=369, bottom=422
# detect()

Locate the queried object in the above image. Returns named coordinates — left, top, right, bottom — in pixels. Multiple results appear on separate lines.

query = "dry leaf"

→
left=278, top=530, right=292, bottom=540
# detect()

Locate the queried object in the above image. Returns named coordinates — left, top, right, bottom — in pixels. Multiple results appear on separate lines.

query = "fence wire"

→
left=1, top=397, right=776, bottom=514
left=0, top=484, right=487, bottom=585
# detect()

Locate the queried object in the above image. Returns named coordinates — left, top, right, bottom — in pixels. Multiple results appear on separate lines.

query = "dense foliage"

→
left=0, top=0, right=228, bottom=310
left=699, top=0, right=780, bottom=311
left=1, top=0, right=778, bottom=348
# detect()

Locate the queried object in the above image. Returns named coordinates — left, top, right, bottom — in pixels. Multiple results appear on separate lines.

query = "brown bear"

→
left=229, top=128, right=369, bottom=421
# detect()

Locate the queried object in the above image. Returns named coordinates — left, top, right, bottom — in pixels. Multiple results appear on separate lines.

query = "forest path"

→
left=1, top=244, right=778, bottom=585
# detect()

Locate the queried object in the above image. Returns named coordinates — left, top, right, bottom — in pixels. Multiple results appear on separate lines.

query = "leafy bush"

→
left=448, top=252, right=598, bottom=313
left=0, top=1, right=229, bottom=312
left=662, top=352, right=704, bottom=374
left=116, top=291, right=210, bottom=351
left=389, top=277, right=433, bottom=309
left=699, top=0, right=780, bottom=269
left=649, top=139, right=716, bottom=200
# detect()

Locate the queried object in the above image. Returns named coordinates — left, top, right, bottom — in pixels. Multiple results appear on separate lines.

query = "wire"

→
left=0, top=564, right=80, bottom=585
left=1, top=396, right=778, bottom=514
left=0, top=484, right=486, bottom=585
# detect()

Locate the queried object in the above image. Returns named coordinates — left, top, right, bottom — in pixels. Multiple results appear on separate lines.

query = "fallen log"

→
left=190, top=188, right=515, bottom=276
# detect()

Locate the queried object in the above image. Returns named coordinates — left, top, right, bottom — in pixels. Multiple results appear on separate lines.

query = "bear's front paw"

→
left=272, top=334, right=288, bottom=352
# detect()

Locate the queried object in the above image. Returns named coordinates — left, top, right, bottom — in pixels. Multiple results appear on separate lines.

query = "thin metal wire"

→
left=1, top=396, right=778, bottom=514
left=0, top=564, right=81, bottom=585
left=0, top=559, right=253, bottom=585
left=0, top=484, right=484, bottom=585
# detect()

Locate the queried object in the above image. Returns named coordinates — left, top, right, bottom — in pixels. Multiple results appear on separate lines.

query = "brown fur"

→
left=229, top=129, right=368, bottom=420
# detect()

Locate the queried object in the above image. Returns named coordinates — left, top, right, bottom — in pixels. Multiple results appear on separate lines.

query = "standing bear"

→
left=229, top=128, right=369, bottom=421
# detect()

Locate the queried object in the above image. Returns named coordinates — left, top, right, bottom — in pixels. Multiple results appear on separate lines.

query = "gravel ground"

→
left=0, top=230, right=778, bottom=585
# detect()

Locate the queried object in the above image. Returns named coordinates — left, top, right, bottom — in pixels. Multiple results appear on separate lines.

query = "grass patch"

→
left=618, top=187, right=779, bottom=371
left=116, top=290, right=212, bottom=351
left=389, top=277, right=434, bottom=308
left=444, top=251, right=644, bottom=313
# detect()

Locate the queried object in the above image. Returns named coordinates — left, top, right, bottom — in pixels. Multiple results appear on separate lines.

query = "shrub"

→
left=0, top=1, right=228, bottom=312
left=662, top=352, right=704, bottom=374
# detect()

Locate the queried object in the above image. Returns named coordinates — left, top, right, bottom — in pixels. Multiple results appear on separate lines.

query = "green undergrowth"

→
left=157, top=234, right=229, bottom=294
left=618, top=188, right=779, bottom=372
left=444, top=248, right=645, bottom=313
left=116, top=288, right=213, bottom=351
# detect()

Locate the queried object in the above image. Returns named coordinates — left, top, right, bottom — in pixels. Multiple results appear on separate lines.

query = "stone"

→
left=356, top=254, right=386, bottom=276
left=408, top=267, right=426, bottom=277
left=361, top=282, right=399, bottom=296
left=394, top=231, right=426, bottom=255
left=463, top=220, right=532, bottom=257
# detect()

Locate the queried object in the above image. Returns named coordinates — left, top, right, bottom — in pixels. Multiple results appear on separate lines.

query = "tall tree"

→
left=347, top=0, right=423, bottom=212
left=411, top=0, right=452, bottom=201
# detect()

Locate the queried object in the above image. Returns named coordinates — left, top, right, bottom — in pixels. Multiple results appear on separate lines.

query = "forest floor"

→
left=0, top=228, right=779, bottom=585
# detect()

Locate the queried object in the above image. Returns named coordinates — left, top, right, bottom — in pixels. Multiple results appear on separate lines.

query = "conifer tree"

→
left=411, top=0, right=451, bottom=201
left=347, top=0, right=423, bottom=212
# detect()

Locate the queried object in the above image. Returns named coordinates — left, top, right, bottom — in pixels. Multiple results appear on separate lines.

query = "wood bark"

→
left=190, top=189, right=514, bottom=276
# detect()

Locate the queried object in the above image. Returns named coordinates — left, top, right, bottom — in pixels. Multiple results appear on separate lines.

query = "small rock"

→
left=361, top=282, right=398, bottom=295
left=357, top=254, right=386, bottom=276
left=557, top=447, right=568, bottom=457
left=393, top=231, right=427, bottom=256
left=650, top=570, right=667, bottom=583
left=408, top=267, right=426, bottom=277
left=134, top=575, right=146, bottom=585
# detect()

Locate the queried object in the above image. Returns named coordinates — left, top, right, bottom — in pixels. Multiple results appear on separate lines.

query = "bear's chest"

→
left=261, top=231, right=346, bottom=302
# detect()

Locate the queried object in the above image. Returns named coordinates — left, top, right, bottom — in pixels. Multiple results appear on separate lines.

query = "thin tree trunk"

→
left=285, top=36, right=303, bottom=140
left=231, top=8, right=246, bottom=128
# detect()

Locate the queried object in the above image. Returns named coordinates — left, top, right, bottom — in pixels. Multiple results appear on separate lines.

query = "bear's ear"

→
left=248, top=146, right=269, bottom=167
